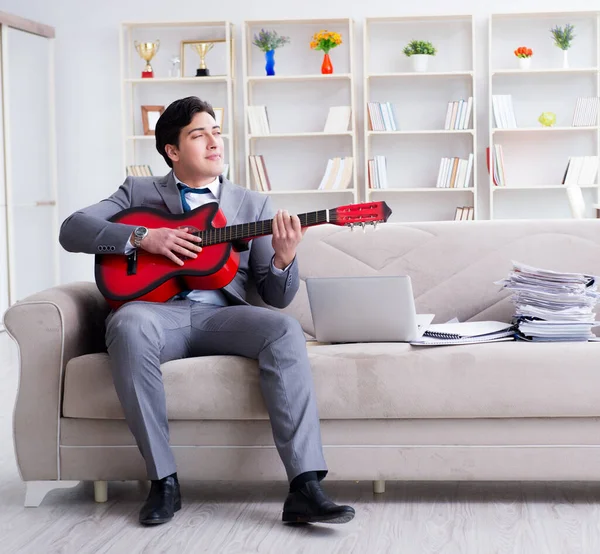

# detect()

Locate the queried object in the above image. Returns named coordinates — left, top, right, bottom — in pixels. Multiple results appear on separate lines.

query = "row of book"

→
left=126, top=165, right=153, bottom=177
left=572, top=97, right=599, bottom=127
left=317, top=157, right=354, bottom=190
left=444, top=98, right=473, bottom=130
left=248, top=155, right=271, bottom=191
left=367, top=102, right=399, bottom=132
left=248, top=105, right=352, bottom=135
left=435, top=154, right=474, bottom=188
left=487, top=145, right=507, bottom=186
left=367, top=156, right=388, bottom=189
left=492, top=95, right=518, bottom=129
left=454, top=206, right=474, bottom=221
left=247, top=106, right=271, bottom=135
left=562, top=156, right=599, bottom=185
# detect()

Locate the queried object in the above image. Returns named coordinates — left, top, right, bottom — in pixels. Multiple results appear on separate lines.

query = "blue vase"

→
left=265, top=50, right=275, bottom=76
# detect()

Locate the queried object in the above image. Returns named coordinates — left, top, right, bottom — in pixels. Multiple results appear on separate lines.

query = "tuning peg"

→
left=349, top=223, right=354, bottom=231
left=374, top=221, right=378, bottom=230
left=361, top=222, right=366, bottom=232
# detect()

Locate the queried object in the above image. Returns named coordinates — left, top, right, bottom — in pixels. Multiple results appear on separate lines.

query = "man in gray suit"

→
left=59, top=96, right=355, bottom=526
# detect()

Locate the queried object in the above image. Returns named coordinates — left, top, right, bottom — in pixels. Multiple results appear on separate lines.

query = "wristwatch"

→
left=132, top=226, right=149, bottom=248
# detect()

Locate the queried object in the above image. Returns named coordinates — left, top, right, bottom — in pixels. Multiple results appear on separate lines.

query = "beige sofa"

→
left=6, top=218, right=600, bottom=507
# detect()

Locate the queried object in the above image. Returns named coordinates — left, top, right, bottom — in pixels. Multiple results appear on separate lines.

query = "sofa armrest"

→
left=3, top=282, right=110, bottom=480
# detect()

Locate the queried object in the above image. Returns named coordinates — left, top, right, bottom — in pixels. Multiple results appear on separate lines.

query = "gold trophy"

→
left=134, top=39, right=160, bottom=78
left=192, top=42, right=214, bottom=76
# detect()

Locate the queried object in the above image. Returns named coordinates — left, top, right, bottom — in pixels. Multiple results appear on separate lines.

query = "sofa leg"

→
left=94, top=480, right=108, bottom=503
left=373, top=480, right=386, bottom=494
left=24, top=480, right=80, bottom=507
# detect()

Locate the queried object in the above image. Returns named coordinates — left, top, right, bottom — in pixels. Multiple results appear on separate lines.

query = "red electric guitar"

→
left=95, top=200, right=392, bottom=308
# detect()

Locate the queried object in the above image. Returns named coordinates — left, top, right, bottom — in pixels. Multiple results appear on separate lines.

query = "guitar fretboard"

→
left=196, top=209, right=333, bottom=246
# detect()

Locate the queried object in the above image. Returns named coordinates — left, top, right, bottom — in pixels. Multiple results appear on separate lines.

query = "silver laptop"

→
left=306, top=275, right=434, bottom=343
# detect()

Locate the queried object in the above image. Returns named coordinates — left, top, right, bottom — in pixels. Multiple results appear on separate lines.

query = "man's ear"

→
left=165, top=144, right=179, bottom=164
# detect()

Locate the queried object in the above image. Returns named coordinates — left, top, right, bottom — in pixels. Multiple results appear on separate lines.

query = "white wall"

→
left=3, top=0, right=600, bottom=285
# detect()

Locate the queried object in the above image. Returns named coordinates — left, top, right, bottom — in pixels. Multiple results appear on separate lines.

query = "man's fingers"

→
left=173, top=244, right=197, bottom=259
left=272, top=211, right=280, bottom=238
left=163, top=249, right=184, bottom=266
left=174, top=229, right=202, bottom=242
left=174, top=237, right=202, bottom=253
left=291, top=215, right=302, bottom=235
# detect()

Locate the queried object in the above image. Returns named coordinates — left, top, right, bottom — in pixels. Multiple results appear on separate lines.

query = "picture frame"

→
left=213, top=107, right=224, bottom=129
left=141, top=105, right=164, bottom=136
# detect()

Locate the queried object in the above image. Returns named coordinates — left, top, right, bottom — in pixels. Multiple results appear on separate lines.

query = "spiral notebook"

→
left=410, top=320, right=516, bottom=346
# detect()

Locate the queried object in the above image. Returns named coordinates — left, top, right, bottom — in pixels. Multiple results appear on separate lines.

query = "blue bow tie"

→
left=177, top=183, right=213, bottom=212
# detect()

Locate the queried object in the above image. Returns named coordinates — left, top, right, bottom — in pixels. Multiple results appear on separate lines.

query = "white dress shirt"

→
left=125, top=174, right=289, bottom=305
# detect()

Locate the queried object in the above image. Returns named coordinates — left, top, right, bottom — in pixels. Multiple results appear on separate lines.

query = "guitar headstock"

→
left=331, top=201, right=392, bottom=228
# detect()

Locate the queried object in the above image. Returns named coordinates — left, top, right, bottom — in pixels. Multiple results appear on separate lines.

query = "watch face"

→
left=135, top=226, right=147, bottom=238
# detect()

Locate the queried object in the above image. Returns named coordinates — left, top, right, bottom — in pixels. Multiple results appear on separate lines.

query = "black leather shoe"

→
left=139, top=474, right=181, bottom=525
left=282, top=481, right=355, bottom=524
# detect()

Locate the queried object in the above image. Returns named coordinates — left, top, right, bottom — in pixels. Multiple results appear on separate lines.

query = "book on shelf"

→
left=444, top=97, right=473, bottom=130
left=324, top=106, right=352, bottom=133
left=435, top=154, right=473, bottom=188
left=317, top=157, right=353, bottom=190
left=566, top=186, right=586, bottom=219
left=454, top=206, right=474, bottom=221
left=367, top=102, right=398, bottom=132
left=562, top=156, right=599, bottom=185
left=492, top=95, right=517, bottom=129
left=248, top=155, right=271, bottom=191
left=248, top=106, right=270, bottom=135
left=367, top=156, right=388, bottom=189
left=486, top=145, right=506, bottom=186
left=572, top=97, right=599, bottom=127
left=126, top=164, right=153, bottom=177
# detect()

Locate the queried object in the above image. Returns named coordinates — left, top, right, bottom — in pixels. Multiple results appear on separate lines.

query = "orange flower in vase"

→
left=514, top=46, right=533, bottom=70
left=310, top=30, right=342, bottom=74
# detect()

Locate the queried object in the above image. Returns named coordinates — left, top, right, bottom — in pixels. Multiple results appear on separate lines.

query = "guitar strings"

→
left=194, top=210, right=338, bottom=247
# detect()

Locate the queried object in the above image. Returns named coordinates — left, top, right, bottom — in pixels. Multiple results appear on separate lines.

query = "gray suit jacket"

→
left=59, top=171, right=299, bottom=309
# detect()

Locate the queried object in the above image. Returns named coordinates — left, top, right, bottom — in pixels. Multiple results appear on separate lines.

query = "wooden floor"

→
left=2, top=332, right=600, bottom=553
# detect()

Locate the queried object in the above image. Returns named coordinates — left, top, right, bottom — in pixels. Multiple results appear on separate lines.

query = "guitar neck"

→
left=198, top=209, right=333, bottom=246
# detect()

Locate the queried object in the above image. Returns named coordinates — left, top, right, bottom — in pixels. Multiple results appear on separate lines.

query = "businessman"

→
left=59, top=96, right=355, bottom=526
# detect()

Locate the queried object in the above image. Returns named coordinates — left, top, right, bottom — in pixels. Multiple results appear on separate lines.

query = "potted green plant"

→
left=403, top=40, right=437, bottom=72
left=550, top=23, right=575, bottom=68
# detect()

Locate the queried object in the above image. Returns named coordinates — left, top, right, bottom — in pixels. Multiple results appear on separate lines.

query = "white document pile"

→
left=495, top=261, right=600, bottom=342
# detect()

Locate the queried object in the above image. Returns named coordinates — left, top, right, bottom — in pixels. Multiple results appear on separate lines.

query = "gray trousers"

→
left=105, top=298, right=328, bottom=481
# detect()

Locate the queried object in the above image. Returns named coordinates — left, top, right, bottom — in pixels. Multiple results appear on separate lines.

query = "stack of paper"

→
left=496, top=261, right=600, bottom=341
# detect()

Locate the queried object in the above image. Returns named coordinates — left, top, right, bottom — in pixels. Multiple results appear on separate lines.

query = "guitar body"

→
left=95, top=203, right=240, bottom=309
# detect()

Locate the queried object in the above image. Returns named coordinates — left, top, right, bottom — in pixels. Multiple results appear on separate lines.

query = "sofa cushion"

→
left=62, top=341, right=600, bottom=420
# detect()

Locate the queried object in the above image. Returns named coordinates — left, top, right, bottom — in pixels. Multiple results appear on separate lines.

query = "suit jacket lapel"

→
left=154, top=171, right=183, bottom=214
left=218, top=176, right=246, bottom=225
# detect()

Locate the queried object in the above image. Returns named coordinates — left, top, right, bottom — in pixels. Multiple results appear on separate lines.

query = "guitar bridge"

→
left=127, top=250, right=138, bottom=275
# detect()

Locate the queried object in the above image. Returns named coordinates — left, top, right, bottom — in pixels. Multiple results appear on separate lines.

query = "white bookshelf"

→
left=241, top=18, right=358, bottom=209
left=364, top=14, right=477, bottom=223
left=489, top=10, right=600, bottom=220
left=120, top=21, right=236, bottom=180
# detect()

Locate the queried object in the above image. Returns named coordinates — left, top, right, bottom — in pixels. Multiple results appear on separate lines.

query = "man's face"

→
left=168, top=111, right=224, bottom=178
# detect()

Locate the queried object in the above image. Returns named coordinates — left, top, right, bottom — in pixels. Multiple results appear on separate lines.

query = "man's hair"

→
left=155, top=96, right=215, bottom=168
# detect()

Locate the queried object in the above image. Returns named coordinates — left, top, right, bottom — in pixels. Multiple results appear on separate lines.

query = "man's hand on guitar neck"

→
left=133, top=227, right=202, bottom=267
left=272, top=209, right=305, bottom=270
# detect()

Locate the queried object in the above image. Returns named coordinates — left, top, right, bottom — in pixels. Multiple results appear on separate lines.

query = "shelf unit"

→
left=241, top=18, right=358, bottom=210
left=119, top=21, right=236, bottom=180
left=489, top=10, right=600, bottom=220
left=364, top=15, right=477, bottom=222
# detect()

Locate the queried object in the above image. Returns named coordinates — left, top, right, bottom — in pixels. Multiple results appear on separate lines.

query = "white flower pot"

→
left=562, top=50, right=569, bottom=68
left=518, top=57, right=531, bottom=70
left=411, top=54, right=431, bottom=72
